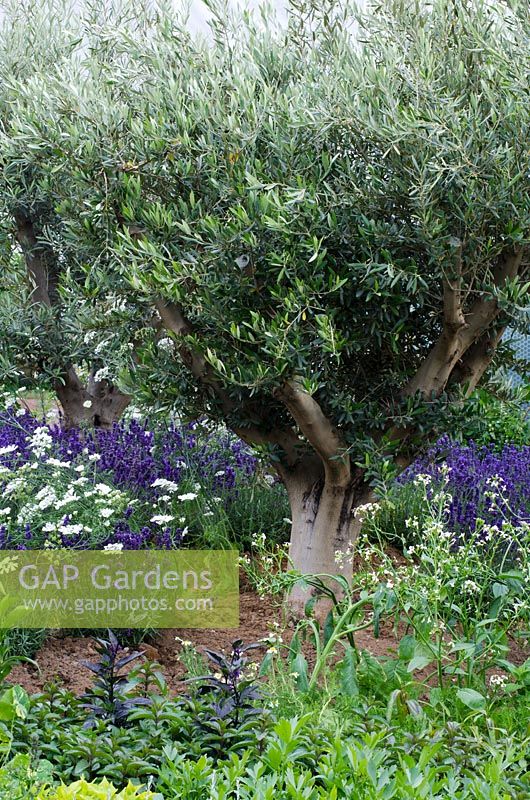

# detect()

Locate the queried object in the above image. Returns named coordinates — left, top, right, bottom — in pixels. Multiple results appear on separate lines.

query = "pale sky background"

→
left=186, top=0, right=287, bottom=35
left=0, top=1, right=367, bottom=36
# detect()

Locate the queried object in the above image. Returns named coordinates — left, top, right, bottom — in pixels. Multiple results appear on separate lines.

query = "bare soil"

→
left=9, top=581, right=407, bottom=696
left=9, top=561, right=529, bottom=696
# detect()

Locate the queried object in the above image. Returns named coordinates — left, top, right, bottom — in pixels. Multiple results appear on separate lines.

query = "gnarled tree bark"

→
left=278, top=455, right=374, bottom=609
left=56, top=368, right=130, bottom=429
left=14, top=210, right=130, bottom=428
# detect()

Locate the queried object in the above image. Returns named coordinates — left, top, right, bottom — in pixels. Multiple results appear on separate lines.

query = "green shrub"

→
left=156, top=713, right=530, bottom=799
left=37, top=777, right=161, bottom=800
left=451, top=388, right=530, bottom=449
left=0, top=754, right=53, bottom=800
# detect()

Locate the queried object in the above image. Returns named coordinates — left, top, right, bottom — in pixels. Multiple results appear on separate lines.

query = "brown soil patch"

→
left=9, top=565, right=529, bottom=696
left=9, top=584, right=406, bottom=696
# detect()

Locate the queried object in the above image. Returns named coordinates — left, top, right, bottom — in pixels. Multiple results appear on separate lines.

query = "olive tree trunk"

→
left=281, top=463, right=373, bottom=611
left=55, top=369, right=130, bottom=429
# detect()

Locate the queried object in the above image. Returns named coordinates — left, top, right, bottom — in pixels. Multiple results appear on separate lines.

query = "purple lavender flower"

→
left=402, top=435, right=530, bottom=531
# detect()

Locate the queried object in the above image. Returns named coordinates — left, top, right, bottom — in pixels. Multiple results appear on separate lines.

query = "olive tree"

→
left=0, top=1, right=132, bottom=427
left=8, top=0, right=530, bottom=590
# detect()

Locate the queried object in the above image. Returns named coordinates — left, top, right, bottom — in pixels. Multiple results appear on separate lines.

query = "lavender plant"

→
left=0, top=405, right=285, bottom=551
left=401, top=435, right=530, bottom=533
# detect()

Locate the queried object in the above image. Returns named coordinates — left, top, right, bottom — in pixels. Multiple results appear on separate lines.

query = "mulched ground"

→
left=8, top=550, right=529, bottom=696
left=9, top=579, right=412, bottom=695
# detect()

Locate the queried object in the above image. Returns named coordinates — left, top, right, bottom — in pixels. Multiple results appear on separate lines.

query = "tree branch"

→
left=443, top=242, right=466, bottom=333
left=14, top=211, right=59, bottom=307
left=274, top=378, right=350, bottom=484
left=405, top=246, right=525, bottom=399
left=154, top=297, right=222, bottom=392
left=450, top=327, right=505, bottom=396
left=459, top=247, right=525, bottom=349
left=154, top=298, right=307, bottom=468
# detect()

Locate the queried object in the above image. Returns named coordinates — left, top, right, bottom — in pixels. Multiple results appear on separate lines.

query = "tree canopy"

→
left=1, top=0, right=529, bottom=580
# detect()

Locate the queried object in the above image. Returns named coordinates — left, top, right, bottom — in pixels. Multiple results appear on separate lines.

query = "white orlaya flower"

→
left=150, top=514, right=174, bottom=525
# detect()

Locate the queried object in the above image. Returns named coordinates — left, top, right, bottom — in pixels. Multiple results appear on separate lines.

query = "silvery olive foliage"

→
left=0, top=0, right=529, bottom=563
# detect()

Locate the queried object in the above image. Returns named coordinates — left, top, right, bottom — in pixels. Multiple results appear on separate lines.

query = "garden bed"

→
left=10, top=580, right=529, bottom=696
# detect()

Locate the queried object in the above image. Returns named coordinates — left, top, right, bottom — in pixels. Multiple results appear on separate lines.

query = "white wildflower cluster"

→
left=178, top=492, right=198, bottom=502
left=93, top=366, right=111, bottom=383
left=0, top=390, right=19, bottom=411
left=59, top=523, right=85, bottom=537
left=56, top=487, right=81, bottom=508
left=104, top=542, right=124, bottom=551
left=489, top=674, right=508, bottom=688
left=251, top=532, right=267, bottom=549
left=45, top=457, right=72, bottom=469
left=485, top=474, right=506, bottom=490
left=35, top=485, right=57, bottom=511
left=94, top=338, right=111, bottom=356
left=353, top=502, right=378, bottom=521
left=82, top=482, right=128, bottom=527
left=0, top=444, right=18, bottom=456
left=462, top=579, right=481, bottom=594
left=262, top=621, right=283, bottom=655
left=413, top=474, right=432, bottom=488
left=28, top=426, right=53, bottom=458
left=4, top=476, right=24, bottom=496
left=151, top=478, right=180, bottom=493
left=157, top=337, right=175, bottom=353
left=424, top=519, right=453, bottom=541
left=334, top=543, right=355, bottom=568
left=175, top=635, right=193, bottom=648
left=151, top=514, right=174, bottom=526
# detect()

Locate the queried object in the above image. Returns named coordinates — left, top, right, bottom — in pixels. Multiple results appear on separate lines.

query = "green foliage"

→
left=0, top=754, right=53, bottom=800
left=4, top=627, right=48, bottom=660
left=261, top=574, right=385, bottom=695
left=0, top=629, right=38, bottom=686
left=450, top=388, right=530, bottom=449
left=0, top=0, right=528, bottom=476
left=155, top=711, right=530, bottom=799
left=37, top=777, right=160, bottom=800
left=9, top=641, right=271, bottom=787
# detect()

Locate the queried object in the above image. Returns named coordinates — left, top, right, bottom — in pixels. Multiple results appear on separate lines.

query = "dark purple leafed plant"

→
left=183, top=639, right=268, bottom=757
left=81, top=630, right=149, bottom=727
